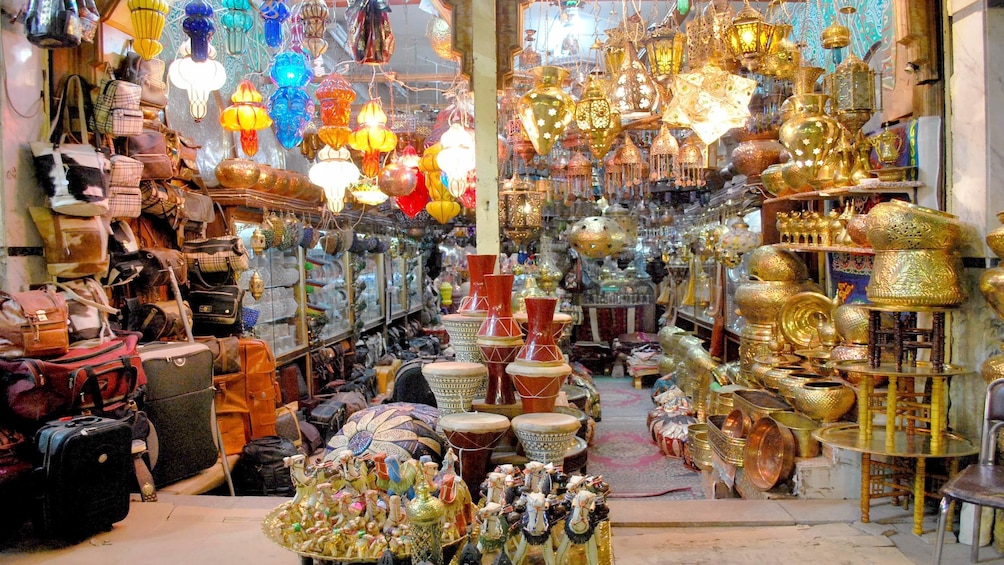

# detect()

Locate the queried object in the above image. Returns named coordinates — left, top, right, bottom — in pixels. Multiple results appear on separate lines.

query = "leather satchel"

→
left=195, top=336, right=242, bottom=375
left=140, top=179, right=185, bottom=218
left=189, top=285, right=243, bottom=327
left=118, top=52, right=168, bottom=110
left=136, top=247, right=187, bottom=287
left=29, top=207, right=110, bottom=280
left=127, top=128, right=174, bottom=180
left=183, top=236, right=250, bottom=275
left=0, top=289, right=69, bottom=359
left=127, top=300, right=192, bottom=342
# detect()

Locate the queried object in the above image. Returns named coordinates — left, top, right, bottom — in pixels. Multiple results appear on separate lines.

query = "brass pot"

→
left=771, top=412, right=821, bottom=458
left=865, top=200, right=962, bottom=251
left=731, top=139, right=786, bottom=181
left=254, top=164, right=278, bottom=192
left=747, top=246, right=810, bottom=282
left=867, top=249, right=966, bottom=307
left=687, top=423, right=714, bottom=470
left=761, top=163, right=789, bottom=197
left=789, top=380, right=856, bottom=423
left=658, top=354, right=676, bottom=376
left=764, top=364, right=809, bottom=393
left=979, top=266, right=1004, bottom=322
left=734, top=280, right=823, bottom=326
left=777, top=371, right=827, bottom=404
left=845, top=213, right=870, bottom=247
left=271, top=169, right=292, bottom=196
left=986, top=210, right=1004, bottom=258
left=216, top=158, right=260, bottom=189
left=750, top=353, right=802, bottom=388
left=833, top=303, right=870, bottom=344
left=982, top=348, right=1004, bottom=384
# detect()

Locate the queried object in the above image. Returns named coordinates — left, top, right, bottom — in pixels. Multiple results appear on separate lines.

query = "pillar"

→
left=472, top=0, right=500, bottom=255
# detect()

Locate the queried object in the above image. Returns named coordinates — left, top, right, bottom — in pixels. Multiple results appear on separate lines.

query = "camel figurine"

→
left=555, top=490, right=600, bottom=565
left=440, top=472, right=474, bottom=542
left=483, top=471, right=508, bottom=506
left=510, top=492, right=555, bottom=565
left=386, top=455, right=419, bottom=497
left=477, top=502, right=508, bottom=556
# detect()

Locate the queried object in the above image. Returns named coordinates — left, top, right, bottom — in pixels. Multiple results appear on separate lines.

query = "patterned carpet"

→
left=588, top=377, right=704, bottom=500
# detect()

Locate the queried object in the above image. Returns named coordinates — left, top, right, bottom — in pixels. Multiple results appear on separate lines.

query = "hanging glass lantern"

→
left=426, top=191, right=460, bottom=224
left=419, top=142, right=448, bottom=200
left=520, top=29, right=541, bottom=69
left=603, top=147, right=623, bottom=199
left=617, top=135, right=644, bottom=196
left=288, top=11, right=304, bottom=54
left=182, top=0, right=214, bottom=62
left=220, top=0, right=254, bottom=56
left=427, top=16, right=453, bottom=60
left=830, top=52, right=875, bottom=139
left=128, top=0, right=170, bottom=60
left=168, top=43, right=226, bottom=123
left=259, top=0, right=290, bottom=49
left=674, top=133, right=708, bottom=188
left=517, top=66, right=576, bottom=156
left=436, top=123, right=475, bottom=199
left=300, top=0, right=328, bottom=58
left=378, top=157, right=418, bottom=198
left=268, top=52, right=314, bottom=150
left=398, top=144, right=421, bottom=168
left=725, top=0, right=775, bottom=71
left=566, top=151, right=593, bottom=200
left=649, top=124, right=679, bottom=181
left=315, top=72, right=356, bottom=149
left=499, top=177, right=544, bottom=249
left=644, top=23, right=685, bottom=81
left=395, top=155, right=429, bottom=218
left=309, top=146, right=358, bottom=214
left=610, top=42, right=661, bottom=121
left=348, top=100, right=398, bottom=178
left=575, top=71, right=621, bottom=160
left=352, top=179, right=389, bottom=206
left=346, top=0, right=395, bottom=65
left=220, top=80, right=273, bottom=157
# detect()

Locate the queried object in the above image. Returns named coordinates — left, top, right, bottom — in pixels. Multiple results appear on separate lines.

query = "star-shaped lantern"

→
left=661, top=62, right=756, bottom=145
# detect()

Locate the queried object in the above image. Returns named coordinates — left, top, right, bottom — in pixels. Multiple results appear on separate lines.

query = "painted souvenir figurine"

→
left=555, top=490, right=600, bottom=565
left=510, top=492, right=555, bottom=565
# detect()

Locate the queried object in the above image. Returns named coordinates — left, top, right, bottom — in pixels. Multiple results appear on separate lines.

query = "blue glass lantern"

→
left=268, top=86, right=314, bottom=149
left=259, top=0, right=289, bottom=49
left=182, top=0, right=215, bottom=62
left=270, top=51, right=313, bottom=88
left=221, top=0, right=254, bottom=55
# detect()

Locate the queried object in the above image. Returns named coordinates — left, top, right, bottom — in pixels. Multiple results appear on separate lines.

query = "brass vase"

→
left=518, top=66, right=576, bottom=156
left=790, top=380, right=856, bottom=422
left=731, top=138, right=786, bottom=182
left=215, top=158, right=260, bottom=189
left=779, top=93, right=840, bottom=184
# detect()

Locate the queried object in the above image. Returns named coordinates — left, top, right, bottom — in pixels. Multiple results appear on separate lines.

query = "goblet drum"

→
left=511, top=412, right=580, bottom=465
left=506, top=360, right=572, bottom=414
left=422, top=361, right=489, bottom=416
left=439, top=412, right=511, bottom=493
left=442, top=313, right=486, bottom=364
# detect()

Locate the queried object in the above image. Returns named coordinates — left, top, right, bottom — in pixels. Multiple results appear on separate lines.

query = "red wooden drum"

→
left=506, top=359, right=572, bottom=414
left=439, top=412, right=511, bottom=493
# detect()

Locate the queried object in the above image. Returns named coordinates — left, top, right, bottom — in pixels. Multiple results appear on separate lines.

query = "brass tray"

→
left=812, top=423, right=978, bottom=458
left=831, top=360, right=969, bottom=378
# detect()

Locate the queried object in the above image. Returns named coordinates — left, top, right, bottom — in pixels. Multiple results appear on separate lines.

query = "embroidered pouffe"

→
left=422, top=361, right=489, bottom=416
left=511, top=412, right=580, bottom=465
left=325, top=402, right=444, bottom=463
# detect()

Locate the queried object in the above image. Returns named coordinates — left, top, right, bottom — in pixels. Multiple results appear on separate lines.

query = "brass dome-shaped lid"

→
left=747, top=246, right=809, bottom=282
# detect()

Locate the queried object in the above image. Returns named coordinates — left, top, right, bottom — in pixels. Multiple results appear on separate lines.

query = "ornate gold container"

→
left=761, top=163, right=789, bottom=197
left=833, top=303, right=870, bottom=344
left=733, top=389, right=792, bottom=426
left=746, top=246, right=810, bottom=282
left=658, top=324, right=685, bottom=352
left=216, top=158, right=260, bottom=188
left=764, top=364, right=809, bottom=392
left=777, top=371, right=827, bottom=404
left=986, top=210, right=1004, bottom=257
left=789, top=380, right=855, bottom=423
left=735, top=280, right=823, bottom=326
left=867, top=249, right=966, bottom=307
left=731, top=139, right=786, bottom=182
left=865, top=200, right=962, bottom=251
left=687, top=423, right=714, bottom=470
left=707, top=414, right=747, bottom=466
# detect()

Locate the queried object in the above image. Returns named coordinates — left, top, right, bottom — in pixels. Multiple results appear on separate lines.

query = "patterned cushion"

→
left=325, top=402, right=444, bottom=463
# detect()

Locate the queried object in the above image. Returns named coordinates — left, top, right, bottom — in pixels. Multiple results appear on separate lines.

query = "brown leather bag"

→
left=239, top=338, right=281, bottom=439
left=0, top=289, right=69, bottom=359
left=213, top=370, right=250, bottom=456
left=196, top=336, right=242, bottom=375
left=136, top=247, right=187, bottom=287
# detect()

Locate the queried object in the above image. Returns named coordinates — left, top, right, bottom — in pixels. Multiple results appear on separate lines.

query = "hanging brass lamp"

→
left=726, top=0, right=775, bottom=71
left=574, top=71, right=621, bottom=160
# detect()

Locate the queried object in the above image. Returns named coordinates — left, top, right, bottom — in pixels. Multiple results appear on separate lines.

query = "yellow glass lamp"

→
left=220, top=80, right=273, bottom=157
left=644, top=24, right=685, bottom=80
left=726, top=0, right=775, bottom=71
left=348, top=100, right=398, bottom=178
left=128, top=0, right=170, bottom=59
left=426, top=194, right=460, bottom=224
left=574, top=71, right=621, bottom=160
left=649, top=124, right=679, bottom=181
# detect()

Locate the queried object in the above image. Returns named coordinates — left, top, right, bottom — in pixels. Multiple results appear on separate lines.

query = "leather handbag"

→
left=213, top=370, right=250, bottom=456
left=136, top=247, right=187, bottom=287
left=29, top=206, right=110, bottom=280
left=24, top=0, right=81, bottom=48
left=195, top=336, right=242, bottom=375
left=188, top=285, right=243, bottom=326
left=183, top=236, right=250, bottom=275
left=164, top=128, right=200, bottom=181
left=139, top=179, right=185, bottom=218
left=118, top=52, right=168, bottom=110
left=1, top=332, right=145, bottom=420
left=30, top=75, right=110, bottom=217
left=127, top=300, right=193, bottom=342
left=127, top=127, right=174, bottom=180
left=48, top=278, right=118, bottom=344
left=0, top=289, right=69, bottom=359
left=94, top=80, right=143, bottom=137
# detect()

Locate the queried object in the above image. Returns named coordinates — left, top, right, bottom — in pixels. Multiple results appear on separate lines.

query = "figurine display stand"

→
left=815, top=305, right=977, bottom=535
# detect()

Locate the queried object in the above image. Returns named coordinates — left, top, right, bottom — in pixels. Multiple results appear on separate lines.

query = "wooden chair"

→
left=933, top=378, right=1004, bottom=563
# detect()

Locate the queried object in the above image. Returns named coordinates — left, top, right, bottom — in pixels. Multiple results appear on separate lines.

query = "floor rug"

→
left=587, top=378, right=704, bottom=501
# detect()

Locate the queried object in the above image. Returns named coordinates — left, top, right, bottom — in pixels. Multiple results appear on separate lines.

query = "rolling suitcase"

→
left=308, top=398, right=346, bottom=444
left=34, top=415, right=132, bottom=539
left=138, top=341, right=217, bottom=487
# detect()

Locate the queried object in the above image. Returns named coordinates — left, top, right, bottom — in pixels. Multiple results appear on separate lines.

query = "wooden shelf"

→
left=771, top=243, right=875, bottom=255
left=763, top=183, right=923, bottom=204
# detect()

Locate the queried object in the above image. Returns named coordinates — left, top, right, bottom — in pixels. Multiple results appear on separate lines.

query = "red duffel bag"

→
left=1, top=331, right=147, bottom=420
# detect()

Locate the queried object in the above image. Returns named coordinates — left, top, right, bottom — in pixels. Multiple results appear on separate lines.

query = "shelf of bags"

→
left=209, top=188, right=323, bottom=216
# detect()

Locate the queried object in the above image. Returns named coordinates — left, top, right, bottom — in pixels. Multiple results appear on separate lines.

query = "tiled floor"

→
left=2, top=494, right=1002, bottom=564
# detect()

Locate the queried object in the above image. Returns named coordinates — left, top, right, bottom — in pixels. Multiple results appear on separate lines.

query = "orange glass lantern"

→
left=220, top=79, right=273, bottom=157
left=315, top=72, right=356, bottom=149
left=348, top=100, right=398, bottom=177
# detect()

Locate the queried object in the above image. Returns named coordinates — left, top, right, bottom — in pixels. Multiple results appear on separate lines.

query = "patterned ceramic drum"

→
left=442, top=313, right=487, bottom=364
left=506, top=359, right=572, bottom=414
left=511, top=412, right=580, bottom=465
left=439, top=412, right=510, bottom=493
left=422, top=361, right=489, bottom=416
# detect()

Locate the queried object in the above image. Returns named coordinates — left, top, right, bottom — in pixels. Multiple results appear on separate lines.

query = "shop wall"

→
left=0, top=21, right=48, bottom=291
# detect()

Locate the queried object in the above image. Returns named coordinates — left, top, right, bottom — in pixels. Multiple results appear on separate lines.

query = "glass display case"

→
left=387, top=254, right=406, bottom=318
left=235, top=221, right=307, bottom=359
left=352, top=253, right=385, bottom=331
left=305, top=246, right=352, bottom=341
left=406, top=255, right=422, bottom=313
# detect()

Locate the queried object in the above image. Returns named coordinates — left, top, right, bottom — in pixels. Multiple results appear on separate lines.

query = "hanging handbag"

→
left=183, top=236, right=250, bottom=275
left=24, top=0, right=81, bottom=49
left=127, top=300, right=193, bottom=342
left=77, top=0, right=99, bottom=43
left=29, top=207, right=110, bottom=280
left=140, top=180, right=186, bottom=218
left=135, top=247, right=187, bottom=287
left=107, top=154, right=144, bottom=219
left=163, top=122, right=201, bottom=181
left=127, top=125, right=174, bottom=180
left=118, top=52, right=168, bottom=110
left=48, top=278, right=119, bottom=343
left=188, top=286, right=243, bottom=327
left=30, top=75, right=110, bottom=217
left=93, top=79, right=143, bottom=137
left=176, top=184, right=215, bottom=237
left=0, top=289, right=69, bottom=359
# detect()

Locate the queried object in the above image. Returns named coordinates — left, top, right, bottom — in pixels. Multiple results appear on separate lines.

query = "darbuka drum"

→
left=511, top=413, right=580, bottom=465
left=439, top=412, right=510, bottom=492
left=513, top=311, right=574, bottom=342
left=442, top=313, right=486, bottom=364
left=422, top=361, right=489, bottom=416
left=506, top=359, right=572, bottom=414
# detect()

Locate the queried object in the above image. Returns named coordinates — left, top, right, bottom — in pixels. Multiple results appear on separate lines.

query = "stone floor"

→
left=2, top=494, right=1002, bottom=564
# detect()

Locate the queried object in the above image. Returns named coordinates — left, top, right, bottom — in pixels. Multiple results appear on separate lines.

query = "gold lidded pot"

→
left=867, top=249, right=966, bottom=307
left=865, top=200, right=963, bottom=251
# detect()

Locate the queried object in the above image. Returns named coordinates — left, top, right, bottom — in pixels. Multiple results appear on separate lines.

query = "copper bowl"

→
left=253, top=164, right=278, bottom=192
left=723, top=409, right=749, bottom=439
left=743, top=416, right=796, bottom=490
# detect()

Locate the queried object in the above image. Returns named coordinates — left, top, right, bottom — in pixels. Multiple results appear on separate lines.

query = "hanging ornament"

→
left=566, top=151, right=593, bottom=200
left=517, top=66, right=576, bottom=156
left=315, top=72, right=356, bottom=149
left=309, top=146, right=359, bottom=214
left=519, top=29, right=540, bottom=69
left=220, top=0, right=254, bottom=56
left=182, top=0, right=215, bottom=62
left=220, top=80, right=273, bottom=157
left=575, top=71, right=621, bottom=160
left=250, top=228, right=267, bottom=255
left=346, top=0, right=395, bottom=65
left=352, top=179, right=389, bottom=206
left=459, top=171, right=477, bottom=209
left=349, top=100, right=398, bottom=178
left=649, top=124, right=679, bottom=181
left=249, top=270, right=265, bottom=300
left=300, top=0, right=328, bottom=58
left=436, top=123, right=475, bottom=199
left=662, top=62, right=756, bottom=145
left=426, top=195, right=460, bottom=224
left=300, top=121, right=323, bottom=160
left=610, top=41, right=661, bottom=120
left=378, top=158, right=418, bottom=197
left=427, top=16, right=454, bottom=60
left=259, top=0, right=290, bottom=49
left=288, top=11, right=304, bottom=53
left=268, top=52, right=315, bottom=150
left=395, top=168, right=429, bottom=218
left=617, top=134, right=644, bottom=196
left=168, top=41, right=227, bottom=122
left=128, top=0, right=170, bottom=60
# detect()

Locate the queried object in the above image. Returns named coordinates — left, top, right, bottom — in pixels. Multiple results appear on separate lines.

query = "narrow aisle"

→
left=587, top=378, right=704, bottom=500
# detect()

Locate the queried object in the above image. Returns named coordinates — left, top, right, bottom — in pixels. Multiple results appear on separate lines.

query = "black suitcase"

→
left=34, top=415, right=132, bottom=538
left=308, top=399, right=347, bottom=444
left=138, top=342, right=217, bottom=487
